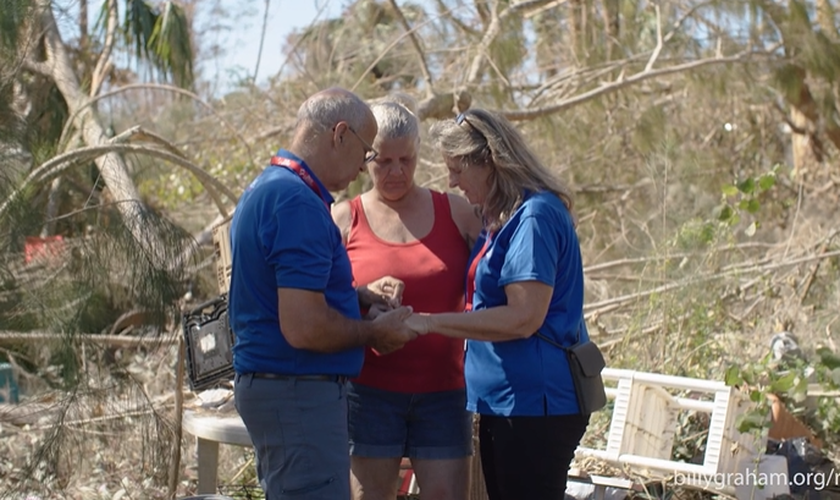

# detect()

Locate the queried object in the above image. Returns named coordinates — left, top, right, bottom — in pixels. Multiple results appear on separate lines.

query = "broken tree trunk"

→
left=36, top=0, right=168, bottom=265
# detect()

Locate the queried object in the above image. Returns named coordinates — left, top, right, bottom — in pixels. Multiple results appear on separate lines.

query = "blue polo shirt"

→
left=465, top=190, right=588, bottom=416
left=228, top=149, right=363, bottom=376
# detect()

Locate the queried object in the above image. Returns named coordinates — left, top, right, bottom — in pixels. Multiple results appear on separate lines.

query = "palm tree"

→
left=0, top=1, right=199, bottom=496
left=1, top=0, right=194, bottom=255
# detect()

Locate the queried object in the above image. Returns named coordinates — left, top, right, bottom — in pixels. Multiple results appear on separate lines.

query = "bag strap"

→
left=536, top=328, right=581, bottom=352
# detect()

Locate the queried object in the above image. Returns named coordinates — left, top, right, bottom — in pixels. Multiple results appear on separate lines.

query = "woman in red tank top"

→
left=333, top=93, right=482, bottom=500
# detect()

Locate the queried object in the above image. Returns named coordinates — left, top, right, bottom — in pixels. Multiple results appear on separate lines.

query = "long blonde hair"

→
left=429, top=109, right=574, bottom=231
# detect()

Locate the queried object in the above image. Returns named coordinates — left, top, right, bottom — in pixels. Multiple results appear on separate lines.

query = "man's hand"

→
left=369, top=306, right=418, bottom=355
left=365, top=303, right=391, bottom=320
left=357, top=276, right=404, bottom=309
left=405, top=313, right=433, bottom=335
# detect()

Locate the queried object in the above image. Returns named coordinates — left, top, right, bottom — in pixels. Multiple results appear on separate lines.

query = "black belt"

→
left=248, top=373, right=348, bottom=383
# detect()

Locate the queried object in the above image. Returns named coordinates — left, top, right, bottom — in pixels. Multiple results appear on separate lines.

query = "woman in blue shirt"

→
left=406, top=109, right=590, bottom=500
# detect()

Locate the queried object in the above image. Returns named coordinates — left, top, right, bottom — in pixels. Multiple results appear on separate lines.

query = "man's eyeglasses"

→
left=347, top=126, right=379, bottom=163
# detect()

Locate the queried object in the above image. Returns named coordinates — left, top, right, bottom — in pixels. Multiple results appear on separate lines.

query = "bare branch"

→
left=387, top=0, right=435, bottom=94
left=465, top=1, right=502, bottom=85
left=584, top=248, right=840, bottom=315
left=663, top=1, right=716, bottom=44
left=253, top=0, right=271, bottom=83
left=90, top=0, right=117, bottom=96
left=351, top=9, right=452, bottom=92
left=523, top=0, right=569, bottom=19
left=434, top=0, right=478, bottom=37
left=644, top=4, right=663, bottom=73
left=417, top=90, right=473, bottom=120
left=58, top=83, right=254, bottom=165
left=0, top=332, right=179, bottom=347
left=22, top=59, right=52, bottom=76
left=497, top=49, right=779, bottom=121
left=1, top=143, right=238, bottom=222
left=466, top=0, right=562, bottom=86
left=254, top=124, right=294, bottom=142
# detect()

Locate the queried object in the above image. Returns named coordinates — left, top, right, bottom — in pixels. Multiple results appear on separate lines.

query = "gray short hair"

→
left=297, top=91, right=371, bottom=133
left=369, top=93, right=419, bottom=141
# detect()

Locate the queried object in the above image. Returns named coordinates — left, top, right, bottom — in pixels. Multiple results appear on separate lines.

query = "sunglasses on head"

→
left=456, top=112, right=487, bottom=142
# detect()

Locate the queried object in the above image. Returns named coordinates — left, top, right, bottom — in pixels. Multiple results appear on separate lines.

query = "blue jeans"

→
left=347, top=382, right=474, bottom=459
left=234, top=373, right=351, bottom=499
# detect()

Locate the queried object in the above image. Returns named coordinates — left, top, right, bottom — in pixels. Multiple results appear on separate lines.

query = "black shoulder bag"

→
left=536, top=330, right=607, bottom=415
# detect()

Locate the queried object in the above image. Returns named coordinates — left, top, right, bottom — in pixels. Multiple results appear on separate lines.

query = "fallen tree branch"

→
left=1, top=143, right=237, bottom=222
left=57, top=82, right=254, bottom=164
left=497, top=48, right=780, bottom=121
left=584, top=248, right=840, bottom=314
left=32, top=403, right=175, bottom=431
left=0, top=332, right=179, bottom=347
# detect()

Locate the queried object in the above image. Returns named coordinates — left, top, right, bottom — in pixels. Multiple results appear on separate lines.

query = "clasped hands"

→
left=357, top=276, right=432, bottom=354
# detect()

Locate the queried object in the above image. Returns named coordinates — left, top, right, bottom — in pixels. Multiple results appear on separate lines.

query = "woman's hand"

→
left=357, top=276, right=405, bottom=309
left=405, top=313, right=433, bottom=335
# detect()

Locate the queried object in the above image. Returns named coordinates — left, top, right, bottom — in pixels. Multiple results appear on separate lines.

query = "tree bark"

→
left=37, top=0, right=165, bottom=264
left=601, top=0, right=619, bottom=60
left=789, top=106, right=820, bottom=179
left=568, top=0, right=589, bottom=60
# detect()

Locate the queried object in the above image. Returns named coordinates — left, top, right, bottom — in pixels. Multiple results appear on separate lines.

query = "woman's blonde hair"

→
left=428, top=108, right=574, bottom=231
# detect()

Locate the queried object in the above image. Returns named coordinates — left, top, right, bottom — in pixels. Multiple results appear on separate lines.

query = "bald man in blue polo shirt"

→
left=229, top=88, right=418, bottom=500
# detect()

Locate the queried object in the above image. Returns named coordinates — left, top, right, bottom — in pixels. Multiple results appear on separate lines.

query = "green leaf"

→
left=725, top=365, right=743, bottom=386
left=741, top=369, right=755, bottom=386
left=816, top=347, right=840, bottom=369
left=746, top=199, right=761, bottom=213
left=758, top=173, right=776, bottom=191
left=750, top=389, right=763, bottom=402
left=831, top=368, right=840, bottom=386
left=791, top=376, right=809, bottom=402
left=722, top=184, right=739, bottom=196
left=717, top=204, right=734, bottom=221
left=736, top=412, right=766, bottom=433
left=738, top=178, right=756, bottom=194
left=769, top=371, right=797, bottom=393
left=700, top=222, right=716, bottom=244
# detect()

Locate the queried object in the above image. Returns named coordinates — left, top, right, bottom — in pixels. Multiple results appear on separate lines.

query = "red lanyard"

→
left=465, top=234, right=491, bottom=311
left=270, top=155, right=328, bottom=209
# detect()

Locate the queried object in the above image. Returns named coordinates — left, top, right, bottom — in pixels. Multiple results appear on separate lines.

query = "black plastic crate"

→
left=182, top=295, right=235, bottom=391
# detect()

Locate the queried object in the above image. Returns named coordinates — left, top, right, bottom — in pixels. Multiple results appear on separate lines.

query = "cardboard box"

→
left=212, top=219, right=232, bottom=294
left=767, top=393, right=822, bottom=448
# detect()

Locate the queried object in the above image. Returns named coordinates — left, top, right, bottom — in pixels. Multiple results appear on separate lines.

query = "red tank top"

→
left=347, top=190, right=469, bottom=393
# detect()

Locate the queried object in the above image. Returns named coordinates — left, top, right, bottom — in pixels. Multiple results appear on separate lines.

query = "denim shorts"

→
left=234, top=373, right=350, bottom=499
left=347, top=382, right=474, bottom=459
